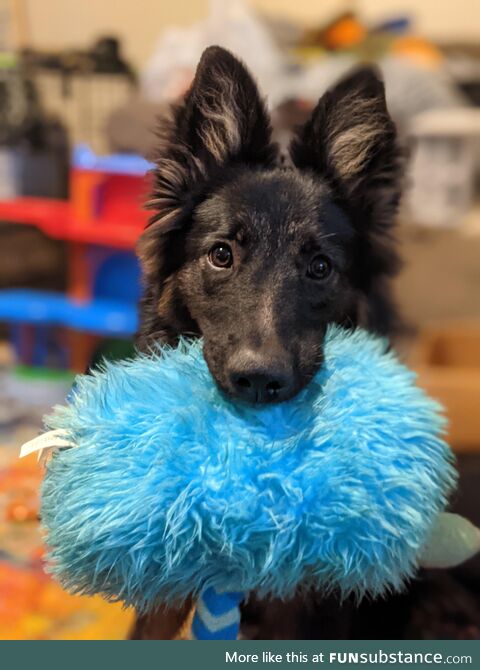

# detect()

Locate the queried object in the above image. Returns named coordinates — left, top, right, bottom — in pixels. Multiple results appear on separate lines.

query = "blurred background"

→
left=0, top=0, right=479, bottom=640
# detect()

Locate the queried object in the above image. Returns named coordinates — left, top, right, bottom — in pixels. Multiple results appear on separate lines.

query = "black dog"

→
left=131, top=45, right=428, bottom=640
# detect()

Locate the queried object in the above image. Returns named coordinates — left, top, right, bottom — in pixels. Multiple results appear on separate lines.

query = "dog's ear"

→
left=290, top=66, right=402, bottom=229
left=176, top=45, right=275, bottom=170
left=139, top=46, right=275, bottom=280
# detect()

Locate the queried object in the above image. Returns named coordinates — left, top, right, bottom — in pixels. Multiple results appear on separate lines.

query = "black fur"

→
left=133, top=46, right=415, bottom=638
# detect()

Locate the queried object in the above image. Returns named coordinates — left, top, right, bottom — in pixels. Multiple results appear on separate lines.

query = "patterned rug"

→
left=0, top=347, right=134, bottom=639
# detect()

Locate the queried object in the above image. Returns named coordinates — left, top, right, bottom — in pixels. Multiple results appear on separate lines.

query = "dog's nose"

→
left=228, top=349, right=293, bottom=403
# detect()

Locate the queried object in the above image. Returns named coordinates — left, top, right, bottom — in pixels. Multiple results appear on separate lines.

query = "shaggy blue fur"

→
left=41, top=326, right=456, bottom=611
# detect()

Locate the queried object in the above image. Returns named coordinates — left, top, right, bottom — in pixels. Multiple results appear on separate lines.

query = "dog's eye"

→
left=307, top=255, right=332, bottom=280
left=208, top=243, right=233, bottom=269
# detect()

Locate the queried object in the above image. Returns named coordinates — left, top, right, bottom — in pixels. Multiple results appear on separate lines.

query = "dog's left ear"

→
left=290, top=66, right=402, bottom=228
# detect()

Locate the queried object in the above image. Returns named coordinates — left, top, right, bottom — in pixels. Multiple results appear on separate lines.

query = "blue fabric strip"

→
left=191, top=616, right=240, bottom=641
left=201, top=587, right=244, bottom=616
left=191, top=588, right=244, bottom=640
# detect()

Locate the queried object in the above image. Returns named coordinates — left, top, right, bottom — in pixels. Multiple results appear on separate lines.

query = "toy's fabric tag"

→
left=19, top=429, right=76, bottom=462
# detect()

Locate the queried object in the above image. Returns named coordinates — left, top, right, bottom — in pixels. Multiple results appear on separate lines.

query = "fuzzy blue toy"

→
left=40, top=326, right=457, bottom=638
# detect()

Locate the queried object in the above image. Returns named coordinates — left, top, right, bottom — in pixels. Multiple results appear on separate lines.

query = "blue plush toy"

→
left=35, top=326, right=480, bottom=639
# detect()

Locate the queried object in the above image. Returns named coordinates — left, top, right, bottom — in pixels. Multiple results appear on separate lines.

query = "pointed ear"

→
left=290, top=66, right=402, bottom=226
left=140, top=46, right=276, bottom=278
left=178, top=45, right=276, bottom=168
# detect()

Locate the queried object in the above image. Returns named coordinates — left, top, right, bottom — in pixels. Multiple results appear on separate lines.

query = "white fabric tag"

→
left=20, top=429, right=76, bottom=462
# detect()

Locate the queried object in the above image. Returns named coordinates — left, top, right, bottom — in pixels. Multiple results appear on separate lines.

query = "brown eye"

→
left=208, top=243, right=233, bottom=269
left=307, top=255, right=332, bottom=280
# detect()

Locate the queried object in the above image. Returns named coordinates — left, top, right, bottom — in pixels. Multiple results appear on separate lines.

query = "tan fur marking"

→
left=196, top=79, right=242, bottom=162
left=328, top=97, right=385, bottom=181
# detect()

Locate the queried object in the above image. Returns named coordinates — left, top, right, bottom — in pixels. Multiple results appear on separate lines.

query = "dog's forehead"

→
left=219, top=168, right=350, bottom=241
left=195, top=167, right=353, bottom=245
left=226, top=169, right=325, bottom=220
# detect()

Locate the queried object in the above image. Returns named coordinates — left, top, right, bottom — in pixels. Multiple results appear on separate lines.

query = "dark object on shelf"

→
left=21, top=36, right=135, bottom=78
left=0, top=58, right=39, bottom=146
left=0, top=55, right=69, bottom=199
left=14, top=119, right=69, bottom=199
left=90, top=37, right=134, bottom=75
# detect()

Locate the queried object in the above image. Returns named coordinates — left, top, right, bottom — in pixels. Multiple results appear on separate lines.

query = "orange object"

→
left=324, top=16, right=366, bottom=50
left=6, top=499, right=38, bottom=522
left=68, top=243, right=91, bottom=302
left=67, top=330, right=99, bottom=372
left=0, top=462, right=42, bottom=523
left=392, top=36, right=443, bottom=67
left=70, top=171, right=104, bottom=223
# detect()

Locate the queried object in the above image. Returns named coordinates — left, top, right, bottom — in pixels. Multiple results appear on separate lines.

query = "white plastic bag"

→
left=141, top=0, right=287, bottom=108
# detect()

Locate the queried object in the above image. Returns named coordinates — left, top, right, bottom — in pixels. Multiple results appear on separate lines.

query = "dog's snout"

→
left=228, top=348, right=293, bottom=403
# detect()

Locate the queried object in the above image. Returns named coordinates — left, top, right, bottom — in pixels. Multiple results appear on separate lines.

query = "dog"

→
left=137, top=46, right=401, bottom=389
left=131, top=46, right=479, bottom=640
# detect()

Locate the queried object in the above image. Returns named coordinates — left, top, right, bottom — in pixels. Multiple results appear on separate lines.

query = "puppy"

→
left=133, top=45, right=403, bottom=639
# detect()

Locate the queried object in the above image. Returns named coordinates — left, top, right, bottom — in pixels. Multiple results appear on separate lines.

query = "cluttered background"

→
left=1, top=0, right=480, bottom=640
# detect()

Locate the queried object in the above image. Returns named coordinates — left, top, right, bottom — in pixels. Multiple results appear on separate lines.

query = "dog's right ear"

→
left=139, top=46, right=275, bottom=279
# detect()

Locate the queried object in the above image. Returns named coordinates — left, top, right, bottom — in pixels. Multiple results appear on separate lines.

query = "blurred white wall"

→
left=17, top=0, right=480, bottom=70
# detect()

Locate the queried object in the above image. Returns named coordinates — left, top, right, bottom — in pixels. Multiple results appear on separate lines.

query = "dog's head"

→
left=138, top=46, right=402, bottom=404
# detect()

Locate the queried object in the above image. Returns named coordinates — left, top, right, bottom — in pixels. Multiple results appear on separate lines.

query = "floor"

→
left=0, top=344, right=134, bottom=640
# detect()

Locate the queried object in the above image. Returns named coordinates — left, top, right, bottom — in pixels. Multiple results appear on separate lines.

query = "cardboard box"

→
left=411, top=320, right=480, bottom=452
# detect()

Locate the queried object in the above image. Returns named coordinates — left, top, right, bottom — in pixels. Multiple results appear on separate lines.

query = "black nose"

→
left=228, top=349, right=293, bottom=403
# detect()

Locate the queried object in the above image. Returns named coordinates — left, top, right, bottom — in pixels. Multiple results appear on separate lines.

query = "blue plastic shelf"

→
left=72, top=144, right=154, bottom=176
left=0, top=289, right=138, bottom=337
